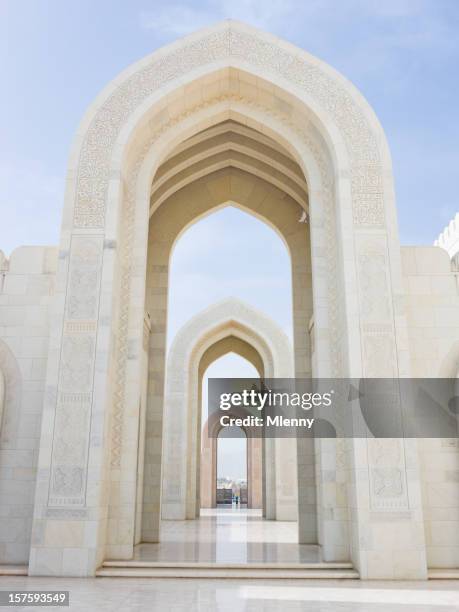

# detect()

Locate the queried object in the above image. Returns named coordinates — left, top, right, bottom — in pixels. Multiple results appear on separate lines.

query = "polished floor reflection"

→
left=3, top=576, right=459, bottom=611
left=133, top=507, right=323, bottom=564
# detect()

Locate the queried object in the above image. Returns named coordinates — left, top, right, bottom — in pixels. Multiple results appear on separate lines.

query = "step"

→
left=428, top=569, right=459, bottom=580
left=0, top=565, right=28, bottom=576
left=97, top=563, right=358, bottom=579
left=102, top=560, right=354, bottom=569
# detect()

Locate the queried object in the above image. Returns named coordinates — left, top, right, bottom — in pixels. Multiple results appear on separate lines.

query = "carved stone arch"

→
left=201, top=408, right=263, bottom=511
left=199, top=335, right=264, bottom=379
left=198, top=336, right=264, bottom=511
left=30, top=21, right=423, bottom=579
left=160, top=297, right=294, bottom=527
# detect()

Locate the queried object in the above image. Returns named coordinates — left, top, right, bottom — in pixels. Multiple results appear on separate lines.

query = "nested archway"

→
left=31, top=21, right=415, bottom=579
left=201, top=405, right=263, bottom=511
left=199, top=337, right=265, bottom=511
left=141, top=167, right=314, bottom=540
left=159, top=298, right=296, bottom=534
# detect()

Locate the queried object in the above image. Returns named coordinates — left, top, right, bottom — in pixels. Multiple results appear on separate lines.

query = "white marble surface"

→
left=1, top=576, right=459, bottom=611
left=1, top=20, right=459, bottom=580
left=130, top=508, right=323, bottom=564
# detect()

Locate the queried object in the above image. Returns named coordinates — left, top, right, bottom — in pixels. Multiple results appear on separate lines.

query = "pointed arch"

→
left=159, top=298, right=295, bottom=527
left=30, top=21, right=410, bottom=577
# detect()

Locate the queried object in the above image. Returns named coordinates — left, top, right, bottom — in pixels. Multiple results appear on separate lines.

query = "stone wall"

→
left=1, top=240, right=459, bottom=571
left=0, top=246, right=57, bottom=564
left=402, top=245, right=459, bottom=569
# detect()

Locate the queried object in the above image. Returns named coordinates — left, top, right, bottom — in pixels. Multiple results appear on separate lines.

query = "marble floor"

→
left=131, top=507, right=323, bottom=564
left=1, top=576, right=459, bottom=611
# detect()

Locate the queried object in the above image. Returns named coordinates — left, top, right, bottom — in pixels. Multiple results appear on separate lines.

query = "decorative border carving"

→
left=109, top=92, right=339, bottom=467
left=73, top=25, right=384, bottom=230
left=66, top=25, right=391, bottom=467
left=73, top=30, right=231, bottom=228
left=356, top=236, right=397, bottom=378
left=57, top=25, right=399, bottom=533
left=368, top=439, right=409, bottom=511
left=48, top=235, right=103, bottom=507
left=45, top=508, right=89, bottom=520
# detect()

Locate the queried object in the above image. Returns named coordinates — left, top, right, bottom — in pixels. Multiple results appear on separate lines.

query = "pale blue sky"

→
left=2, top=1, right=458, bottom=332
left=168, top=207, right=292, bottom=341
left=1, top=0, right=458, bottom=254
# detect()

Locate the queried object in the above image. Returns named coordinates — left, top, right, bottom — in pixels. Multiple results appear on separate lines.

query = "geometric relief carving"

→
left=68, top=269, right=99, bottom=319
left=73, top=30, right=231, bottom=229
left=72, top=26, right=386, bottom=235
left=356, top=236, right=397, bottom=378
left=357, top=239, right=391, bottom=322
left=369, top=439, right=401, bottom=465
left=351, top=163, right=382, bottom=193
left=68, top=25, right=392, bottom=493
left=65, top=322, right=97, bottom=334
left=69, top=26, right=390, bottom=470
left=49, top=386, right=91, bottom=505
left=229, top=29, right=385, bottom=232
left=60, top=336, right=95, bottom=392
left=352, top=191, right=385, bottom=228
left=245, top=31, right=384, bottom=225
left=351, top=163, right=385, bottom=228
left=52, top=466, right=84, bottom=498
left=45, top=508, right=88, bottom=520
left=53, top=404, right=89, bottom=465
left=48, top=234, right=103, bottom=508
left=109, top=93, right=340, bottom=468
left=66, top=236, right=103, bottom=320
left=371, top=468, right=403, bottom=497
left=368, top=439, right=409, bottom=511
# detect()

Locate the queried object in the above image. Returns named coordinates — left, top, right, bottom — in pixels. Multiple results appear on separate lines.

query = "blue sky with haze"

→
left=3, top=1, right=458, bottom=479
left=2, top=0, right=458, bottom=254
left=2, top=1, right=458, bottom=334
left=2, top=1, right=459, bottom=337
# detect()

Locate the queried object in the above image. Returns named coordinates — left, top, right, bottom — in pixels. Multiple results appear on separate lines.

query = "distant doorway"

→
left=216, top=428, right=247, bottom=508
left=200, top=352, right=263, bottom=511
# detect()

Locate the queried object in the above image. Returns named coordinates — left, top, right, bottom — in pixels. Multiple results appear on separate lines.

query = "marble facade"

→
left=0, top=21, right=458, bottom=579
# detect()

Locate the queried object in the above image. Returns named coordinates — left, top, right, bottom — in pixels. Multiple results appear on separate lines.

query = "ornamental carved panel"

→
left=368, top=439, right=409, bottom=511
left=72, top=26, right=385, bottom=230
left=356, top=236, right=397, bottom=378
left=48, top=235, right=103, bottom=508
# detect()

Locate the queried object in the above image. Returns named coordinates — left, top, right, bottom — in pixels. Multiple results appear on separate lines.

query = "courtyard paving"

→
left=1, top=575, right=458, bottom=611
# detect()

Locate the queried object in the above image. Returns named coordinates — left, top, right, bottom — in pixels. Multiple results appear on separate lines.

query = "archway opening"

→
left=167, top=204, right=294, bottom=345
left=26, top=22, right=404, bottom=578
left=134, top=113, right=320, bottom=564
left=216, top=429, right=247, bottom=508
left=201, top=352, right=257, bottom=512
